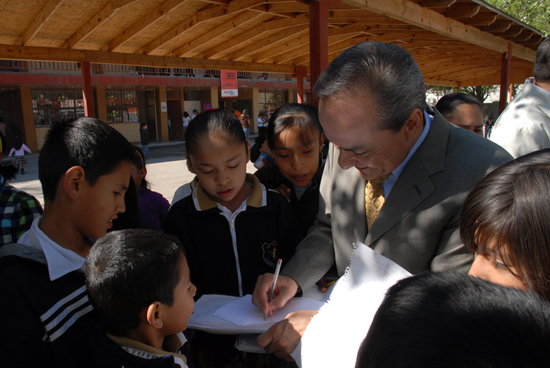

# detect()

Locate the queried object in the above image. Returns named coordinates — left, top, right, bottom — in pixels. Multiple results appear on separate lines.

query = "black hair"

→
left=109, top=177, right=142, bottom=231
left=129, top=145, right=150, bottom=189
left=534, top=36, right=550, bottom=83
left=459, top=149, right=550, bottom=301
left=183, top=111, right=189, bottom=118
left=13, top=136, right=23, bottom=151
left=435, top=92, right=482, bottom=120
left=356, top=272, right=550, bottom=368
left=185, top=110, right=247, bottom=157
left=266, top=103, right=323, bottom=151
left=38, top=117, right=135, bottom=201
left=85, top=229, right=186, bottom=336
left=314, top=41, right=426, bottom=132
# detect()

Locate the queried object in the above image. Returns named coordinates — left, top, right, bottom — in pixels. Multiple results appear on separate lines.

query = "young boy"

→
left=0, top=117, right=135, bottom=367
left=85, top=229, right=195, bottom=368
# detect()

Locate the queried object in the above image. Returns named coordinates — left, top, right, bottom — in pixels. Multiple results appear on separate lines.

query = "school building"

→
left=0, top=61, right=311, bottom=151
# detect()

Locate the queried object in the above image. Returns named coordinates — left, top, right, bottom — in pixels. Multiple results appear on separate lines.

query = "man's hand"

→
left=257, top=310, right=318, bottom=361
left=252, top=274, right=299, bottom=317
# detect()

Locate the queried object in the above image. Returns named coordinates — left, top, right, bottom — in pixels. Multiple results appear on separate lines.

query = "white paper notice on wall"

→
left=161, top=102, right=167, bottom=112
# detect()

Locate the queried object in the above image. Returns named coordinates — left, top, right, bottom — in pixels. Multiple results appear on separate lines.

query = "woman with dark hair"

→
left=460, top=148, right=550, bottom=301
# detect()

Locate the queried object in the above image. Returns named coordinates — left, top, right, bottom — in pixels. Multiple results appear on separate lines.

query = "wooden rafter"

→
left=63, top=0, right=138, bottom=49
left=222, top=24, right=309, bottom=61
left=107, top=0, right=190, bottom=52
left=198, top=15, right=309, bottom=59
left=172, top=11, right=268, bottom=57
left=17, top=0, right=65, bottom=46
left=443, top=4, right=480, bottom=18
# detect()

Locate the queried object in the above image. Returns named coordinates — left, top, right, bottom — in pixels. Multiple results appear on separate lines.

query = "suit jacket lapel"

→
left=365, top=111, right=450, bottom=245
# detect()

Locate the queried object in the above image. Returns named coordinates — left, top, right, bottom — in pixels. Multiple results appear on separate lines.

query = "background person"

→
left=491, top=36, right=550, bottom=158
left=435, top=92, right=484, bottom=136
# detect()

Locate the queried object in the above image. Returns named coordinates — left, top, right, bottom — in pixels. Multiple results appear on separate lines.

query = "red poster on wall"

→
left=221, top=70, right=238, bottom=98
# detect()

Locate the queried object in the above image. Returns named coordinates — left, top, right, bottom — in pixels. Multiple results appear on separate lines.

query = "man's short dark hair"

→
left=356, top=272, right=550, bottom=368
left=85, top=229, right=186, bottom=336
left=38, top=117, right=135, bottom=201
left=534, top=36, right=550, bottom=83
left=313, top=41, right=426, bottom=132
left=435, top=92, right=482, bottom=120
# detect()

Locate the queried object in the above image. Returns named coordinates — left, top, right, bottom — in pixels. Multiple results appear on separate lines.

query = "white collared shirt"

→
left=18, top=217, right=87, bottom=281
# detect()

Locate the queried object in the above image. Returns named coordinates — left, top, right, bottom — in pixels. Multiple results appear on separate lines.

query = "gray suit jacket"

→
left=282, top=110, right=513, bottom=292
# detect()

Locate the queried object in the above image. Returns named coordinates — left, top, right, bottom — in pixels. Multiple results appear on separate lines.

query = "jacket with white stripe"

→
left=0, top=243, right=97, bottom=367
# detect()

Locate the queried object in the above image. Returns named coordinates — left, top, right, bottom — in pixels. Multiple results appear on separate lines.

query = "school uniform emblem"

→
left=262, top=241, right=278, bottom=267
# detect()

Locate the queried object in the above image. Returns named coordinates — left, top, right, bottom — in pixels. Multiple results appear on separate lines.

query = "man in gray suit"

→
left=252, top=42, right=512, bottom=360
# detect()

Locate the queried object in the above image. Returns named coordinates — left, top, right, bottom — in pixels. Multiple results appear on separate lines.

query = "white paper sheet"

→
left=292, top=242, right=412, bottom=368
left=214, top=294, right=324, bottom=326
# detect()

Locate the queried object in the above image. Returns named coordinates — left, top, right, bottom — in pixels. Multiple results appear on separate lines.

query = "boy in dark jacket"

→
left=0, top=117, right=135, bottom=368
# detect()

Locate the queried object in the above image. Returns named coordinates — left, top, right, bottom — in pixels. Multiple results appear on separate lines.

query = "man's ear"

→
left=145, top=302, right=163, bottom=330
left=63, top=166, right=86, bottom=200
left=402, top=108, right=424, bottom=140
left=186, top=154, right=195, bottom=174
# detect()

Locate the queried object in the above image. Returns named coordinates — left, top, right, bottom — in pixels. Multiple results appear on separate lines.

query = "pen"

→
left=265, top=259, right=282, bottom=320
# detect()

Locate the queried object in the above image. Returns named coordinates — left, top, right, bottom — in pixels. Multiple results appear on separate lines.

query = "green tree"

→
left=485, top=0, right=550, bottom=36
left=461, top=85, right=499, bottom=104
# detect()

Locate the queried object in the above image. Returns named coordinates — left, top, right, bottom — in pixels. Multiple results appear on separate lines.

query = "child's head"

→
left=86, top=229, right=196, bottom=339
left=357, top=272, right=550, bottom=368
left=183, top=111, right=189, bottom=118
left=39, top=118, right=135, bottom=239
left=39, top=118, right=135, bottom=202
left=129, top=146, right=148, bottom=189
left=185, top=110, right=249, bottom=208
left=141, top=122, right=147, bottom=130
left=460, top=149, right=550, bottom=301
left=267, top=103, right=325, bottom=188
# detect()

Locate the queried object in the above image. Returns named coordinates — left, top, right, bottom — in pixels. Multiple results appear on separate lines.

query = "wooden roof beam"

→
left=0, top=43, right=294, bottom=73
left=477, top=20, right=512, bottom=33
left=442, top=4, right=480, bottom=19
left=17, top=0, right=65, bottom=46
left=107, top=0, right=190, bottom=52
left=141, top=0, right=267, bottom=55
left=228, top=26, right=309, bottom=61
left=179, top=12, right=273, bottom=58
left=273, top=31, right=359, bottom=64
left=62, top=0, right=139, bottom=49
left=201, top=16, right=309, bottom=59
left=461, top=13, right=498, bottom=26
left=416, top=0, right=456, bottom=8
left=342, top=0, right=536, bottom=62
left=172, top=11, right=266, bottom=57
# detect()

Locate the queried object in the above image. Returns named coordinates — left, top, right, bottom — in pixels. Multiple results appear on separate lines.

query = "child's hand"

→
left=274, top=184, right=291, bottom=201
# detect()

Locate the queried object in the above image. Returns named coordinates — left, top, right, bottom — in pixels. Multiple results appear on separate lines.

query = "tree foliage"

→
left=485, top=0, right=550, bottom=36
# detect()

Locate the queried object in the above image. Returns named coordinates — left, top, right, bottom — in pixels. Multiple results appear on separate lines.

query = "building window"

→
left=32, top=89, right=85, bottom=127
left=259, top=90, right=286, bottom=119
left=106, top=89, right=139, bottom=123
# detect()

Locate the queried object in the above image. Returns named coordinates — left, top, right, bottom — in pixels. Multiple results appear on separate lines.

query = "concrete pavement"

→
left=8, top=142, right=259, bottom=207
